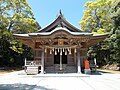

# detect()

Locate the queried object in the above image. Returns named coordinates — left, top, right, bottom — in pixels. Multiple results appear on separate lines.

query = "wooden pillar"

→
left=60, top=55, right=62, bottom=70
left=60, top=49, right=63, bottom=70
left=77, top=48, right=82, bottom=74
left=41, top=48, right=44, bottom=74
left=74, top=52, right=77, bottom=65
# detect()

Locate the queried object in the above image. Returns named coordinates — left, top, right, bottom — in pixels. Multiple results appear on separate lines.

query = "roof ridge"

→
left=37, top=12, right=84, bottom=32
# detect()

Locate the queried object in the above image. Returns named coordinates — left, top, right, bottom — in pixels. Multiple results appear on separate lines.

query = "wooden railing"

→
left=25, top=59, right=41, bottom=66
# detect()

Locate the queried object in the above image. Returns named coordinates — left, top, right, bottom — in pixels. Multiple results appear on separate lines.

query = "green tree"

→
left=80, top=0, right=113, bottom=33
left=0, top=0, right=39, bottom=34
left=80, top=0, right=120, bottom=65
left=110, top=0, right=120, bottom=63
left=0, top=0, right=39, bottom=67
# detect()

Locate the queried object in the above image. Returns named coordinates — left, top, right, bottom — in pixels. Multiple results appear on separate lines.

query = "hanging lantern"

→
left=63, top=48, right=65, bottom=52
left=55, top=49, right=57, bottom=55
left=45, top=48, right=47, bottom=53
left=67, top=48, right=70, bottom=51
left=50, top=48, right=52, bottom=54
left=60, top=49, right=62, bottom=55
left=74, top=48, right=77, bottom=53
left=69, top=48, right=71, bottom=55
left=58, top=48, right=59, bottom=52
left=52, top=48, right=54, bottom=52
left=65, top=50, right=67, bottom=55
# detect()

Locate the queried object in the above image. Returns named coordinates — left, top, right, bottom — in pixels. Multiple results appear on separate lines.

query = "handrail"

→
left=25, top=59, right=41, bottom=66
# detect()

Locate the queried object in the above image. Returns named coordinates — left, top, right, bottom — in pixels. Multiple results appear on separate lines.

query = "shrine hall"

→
left=14, top=12, right=108, bottom=74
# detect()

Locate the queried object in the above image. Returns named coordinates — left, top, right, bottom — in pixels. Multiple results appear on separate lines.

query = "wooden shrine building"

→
left=14, top=12, right=108, bottom=74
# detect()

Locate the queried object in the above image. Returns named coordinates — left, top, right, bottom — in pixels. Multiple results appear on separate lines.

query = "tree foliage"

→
left=80, top=0, right=113, bottom=33
left=111, top=0, right=120, bottom=63
left=0, top=0, right=39, bottom=34
left=0, top=0, right=39, bottom=67
left=80, top=0, right=120, bottom=65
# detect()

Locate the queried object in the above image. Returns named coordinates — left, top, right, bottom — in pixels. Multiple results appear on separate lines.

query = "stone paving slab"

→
left=0, top=70, right=120, bottom=90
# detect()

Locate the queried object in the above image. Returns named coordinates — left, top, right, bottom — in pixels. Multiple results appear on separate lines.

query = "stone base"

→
left=26, top=66, right=39, bottom=75
left=84, top=69, right=91, bottom=74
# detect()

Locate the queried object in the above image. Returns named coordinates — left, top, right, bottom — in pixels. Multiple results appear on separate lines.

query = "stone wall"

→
left=102, top=63, right=120, bottom=70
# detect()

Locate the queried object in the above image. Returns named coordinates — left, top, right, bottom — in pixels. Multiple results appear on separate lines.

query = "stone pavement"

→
left=0, top=70, right=120, bottom=90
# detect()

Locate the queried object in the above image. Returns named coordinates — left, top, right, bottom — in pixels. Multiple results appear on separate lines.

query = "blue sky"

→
left=27, top=0, right=88, bottom=28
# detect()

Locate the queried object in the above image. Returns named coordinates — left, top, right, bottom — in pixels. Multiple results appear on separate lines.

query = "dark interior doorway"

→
left=54, top=51, right=67, bottom=64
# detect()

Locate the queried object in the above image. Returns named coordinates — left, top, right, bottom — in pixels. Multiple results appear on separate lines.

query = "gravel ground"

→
left=0, top=70, right=120, bottom=90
